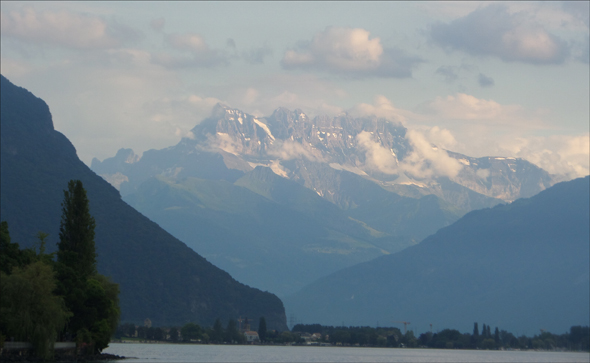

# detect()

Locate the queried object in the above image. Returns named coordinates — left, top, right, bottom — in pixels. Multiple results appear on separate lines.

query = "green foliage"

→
left=0, top=261, right=71, bottom=359
left=168, top=327, right=179, bottom=342
left=211, top=318, right=224, bottom=343
left=0, top=221, right=34, bottom=275
left=224, top=319, right=244, bottom=343
left=54, top=180, right=119, bottom=353
left=58, top=180, right=97, bottom=280
left=181, top=323, right=202, bottom=341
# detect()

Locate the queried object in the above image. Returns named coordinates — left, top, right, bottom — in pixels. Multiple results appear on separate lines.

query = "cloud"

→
left=497, top=134, right=590, bottom=179
left=347, top=95, right=409, bottom=125
left=268, top=141, right=325, bottom=162
left=430, top=4, right=569, bottom=64
left=151, top=32, right=231, bottom=68
left=0, top=7, right=138, bottom=50
left=281, top=26, right=422, bottom=78
left=356, top=128, right=463, bottom=179
left=478, top=73, right=494, bottom=87
left=435, top=66, right=460, bottom=83
left=356, top=131, right=399, bottom=174
left=421, top=93, right=525, bottom=123
left=402, top=129, right=464, bottom=179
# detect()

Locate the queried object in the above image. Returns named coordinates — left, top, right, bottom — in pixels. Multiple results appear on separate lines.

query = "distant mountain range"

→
left=0, top=75, right=288, bottom=330
left=284, top=176, right=590, bottom=335
left=92, top=104, right=558, bottom=297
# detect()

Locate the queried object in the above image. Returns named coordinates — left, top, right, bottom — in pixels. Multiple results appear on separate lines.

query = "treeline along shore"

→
left=112, top=320, right=590, bottom=352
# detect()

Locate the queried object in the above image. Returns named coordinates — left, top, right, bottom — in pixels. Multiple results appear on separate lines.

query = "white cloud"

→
left=151, top=32, right=231, bottom=68
left=356, top=128, right=463, bottom=179
left=402, top=129, right=463, bottom=179
left=430, top=3, right=570, bottom=64
left=347, top=95, right=409, bottom=125
left=497, top=134, right=590, bottom=179
left=268, top=141, right=325, bottom=163
left=0, top=7, right=137, bottom=50
left=281, top=26, right=422, bottom=78
left=422, top=93, right=525, bottom=123
left=356, top=131, right=399, bottom=174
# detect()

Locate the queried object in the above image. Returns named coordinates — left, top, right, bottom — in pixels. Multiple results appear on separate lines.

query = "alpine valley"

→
left=91, top=103, right=558, bottom=297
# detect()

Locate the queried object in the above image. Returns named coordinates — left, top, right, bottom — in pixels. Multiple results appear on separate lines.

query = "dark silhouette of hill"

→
left=285, top=176, right=589, bottom=335
left=0, top=74, right=288, bottom=330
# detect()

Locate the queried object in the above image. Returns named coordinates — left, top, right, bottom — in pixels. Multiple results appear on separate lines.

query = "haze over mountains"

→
left=0, top=75, right=288, bottom=330
left=285, top=176, right=590, bottom=335
left=92, top=104, right=558, bottom=296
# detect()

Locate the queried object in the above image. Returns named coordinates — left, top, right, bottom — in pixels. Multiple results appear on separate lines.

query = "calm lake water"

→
left=102, top=343, right=590, bottom=362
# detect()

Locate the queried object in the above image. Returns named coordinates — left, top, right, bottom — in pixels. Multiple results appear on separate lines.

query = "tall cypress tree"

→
left=258, top=317, right=267, bottom=342
left=57, top=180, right=97, bottom=279
left=55, top=180, right=119, bottom=353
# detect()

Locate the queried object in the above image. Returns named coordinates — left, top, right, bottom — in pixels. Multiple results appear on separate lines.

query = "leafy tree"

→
left=0, top=221, right=34, bottom=275
left=168, top=327, right=179, bottom=342
left=181, top=323, right=202, bottom=341
left=0, top=261, right=71, bottom=359
left=211, top=318, right=224, bottom=342
left=225, top=319, right=243, bottom=343
left=258, top=317, right=267, bottom=342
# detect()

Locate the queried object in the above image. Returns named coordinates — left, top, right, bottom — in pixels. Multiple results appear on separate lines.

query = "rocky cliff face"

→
left=152, top=103, right=554, bottom=206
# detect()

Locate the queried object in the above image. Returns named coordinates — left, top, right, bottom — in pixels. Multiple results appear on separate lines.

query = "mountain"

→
left=284, top=176, right=590, bottom=335
left=91, top=104, right=557, bottom=297
left=0, top=75, right=288, bottom=330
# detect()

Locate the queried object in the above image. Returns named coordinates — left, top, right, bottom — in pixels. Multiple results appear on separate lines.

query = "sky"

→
left=1, top=1, right=589, bottom=179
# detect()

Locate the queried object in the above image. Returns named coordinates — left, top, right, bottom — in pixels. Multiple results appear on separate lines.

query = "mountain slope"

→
left=284, top=176, right=590, bottom=335
left=123, top=172, right=390, bottom=296
left=0, top=75, right=288, bottom=330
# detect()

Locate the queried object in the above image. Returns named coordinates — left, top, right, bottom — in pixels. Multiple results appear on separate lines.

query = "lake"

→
left=102, top=343, right=590, bottom=362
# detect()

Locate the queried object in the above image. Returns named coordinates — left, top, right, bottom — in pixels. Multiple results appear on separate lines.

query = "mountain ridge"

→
left=0, top=74, right=288, bottom=330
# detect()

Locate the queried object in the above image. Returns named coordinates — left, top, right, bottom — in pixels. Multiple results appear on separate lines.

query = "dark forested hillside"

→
left=0, top=75, right=288, bottom=330
left=285, top=176, right=590, bottom=335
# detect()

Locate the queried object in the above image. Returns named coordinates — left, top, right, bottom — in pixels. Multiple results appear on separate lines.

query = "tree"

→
left=55, top=180, right=119, bottom=353
left=225, top=319, right=243, bottom=343
left=181, top=323, right=202, bottom=341
left=0, top=221, right=34, bottom=275
left=0, top=261, right=71, bottom=359
left=57, top=180, right=97, bottom=280
left=258, top=317, right=267, bottom=342
left=168, top=327, right=179, bottom=342
left=211, top=318, right=224, bottom=342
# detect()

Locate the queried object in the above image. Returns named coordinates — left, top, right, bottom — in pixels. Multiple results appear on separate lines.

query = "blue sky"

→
left=1, top=1, right=588, bottom=178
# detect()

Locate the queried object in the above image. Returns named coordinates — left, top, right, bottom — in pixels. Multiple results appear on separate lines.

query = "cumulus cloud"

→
left=430, top=4, right=569, bottom=64
left=356, top=131, right=399, bottom=174
left=421, top=93, right=525, bottom=123
left=268, top=141, right=325, bottom=162
left=0, top=7, right=139, bottom=49
left=356, top=128, right=463, bottom=179
left=281, top=26, right=422, bottom=78
left=347, top=95, right=409, bottom=125
left=151, top=32, right=230, bottom=68
left=402, top=129, right=464, bottom=179
left=497, top=134, right=590, bottom=179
